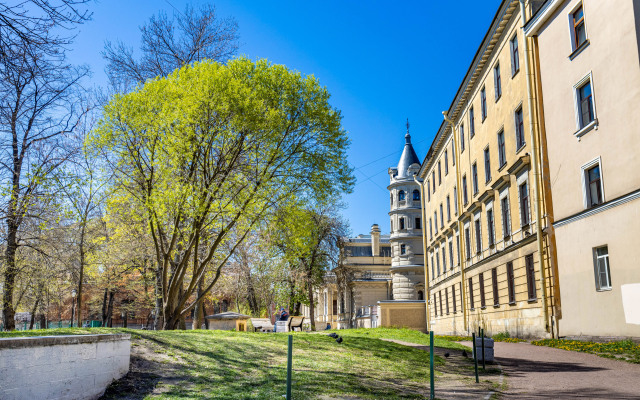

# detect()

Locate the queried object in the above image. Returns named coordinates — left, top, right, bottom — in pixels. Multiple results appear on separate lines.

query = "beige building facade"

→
left=418, top=0, right=559, bottom=338
left=525, top=0, right=640, bottom=339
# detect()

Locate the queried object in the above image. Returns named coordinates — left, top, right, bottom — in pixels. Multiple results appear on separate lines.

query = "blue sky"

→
left=69, top=0, right=501, bottom=236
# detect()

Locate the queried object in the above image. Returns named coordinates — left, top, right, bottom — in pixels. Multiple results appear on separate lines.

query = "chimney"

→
left=370, top=224, right=381, bottom=257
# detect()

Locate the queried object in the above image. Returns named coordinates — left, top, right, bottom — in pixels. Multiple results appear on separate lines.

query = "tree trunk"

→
left=192, top=281, right=204, bottom=330
left=106, top=291, right=115, bottom=328
left=307, top=272, right=316, bottom=331
left=76, top=230, right=86, bottom=328
left=101, top=288, right=108, bottom=327
left=2, top=217, right=19, bottom=331
left=29, top=298, right=39, bottom=330
left=39, top=314, right=46, bottom=330
left=244, top=266, right=259, bottom=315
left=293, top=302, right=301, bottom=316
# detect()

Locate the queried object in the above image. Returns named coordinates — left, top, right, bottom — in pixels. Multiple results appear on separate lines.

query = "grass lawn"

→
left=531, top=338, right=640, bottom=364
left=1, top=327, right=472, bottom=399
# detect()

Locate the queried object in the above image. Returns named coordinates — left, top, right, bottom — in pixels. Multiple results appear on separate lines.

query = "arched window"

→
left=417, top=290, right=424, bottom=300
left=398, top=190, right=405, bottom=201
left=413, top=189, right=420, bottom=201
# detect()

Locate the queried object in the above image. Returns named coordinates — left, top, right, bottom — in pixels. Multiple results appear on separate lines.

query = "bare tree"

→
left=0, top=1, right=91, bottom=56
left=0, top=27, right=89, bottom=329
left=103, top=4, right=239, bottom=91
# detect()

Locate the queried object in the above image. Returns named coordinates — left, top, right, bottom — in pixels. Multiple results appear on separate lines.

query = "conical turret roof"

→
left=396, top=132, right=420, bottom=179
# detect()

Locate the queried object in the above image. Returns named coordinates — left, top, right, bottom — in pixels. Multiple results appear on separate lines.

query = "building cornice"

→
left=554, top=188, right=640, bottom=228
left=524, top=0, right=561, bottom=37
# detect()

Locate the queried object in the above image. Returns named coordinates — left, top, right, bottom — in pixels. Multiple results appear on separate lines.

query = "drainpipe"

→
left=443, top=112, right=468, bottom=333
left=520, top=0, right=550, bottom=334
left=414, top=174, right=431, bottom=332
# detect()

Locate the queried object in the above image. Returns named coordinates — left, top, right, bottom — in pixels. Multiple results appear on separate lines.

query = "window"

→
left=487, top=209, right=495, bottom=246
left=470, top=107, right=476, bottom=137
left=438, top=161, right=442, bottom=185
left=526, top=254, right=536, bottom=300
left=427, top=180, right=431, bottom=202
left=472, top=163, right=479, bottom=195
left=418, top=290, right=424, bottom=301
left=475, top=218, right=482, bottom=254
left=442, top=246, right=447, bottom=272
left=400, top=244, right=406, bottom=255
left=439, top=291, right=443, bottom=317
left=519, top=182, right=530, bottom=226
left=479, top=272, right=486, bottom=308
left=445, top=287, right=450, bottom=315
left=415, top=217, right=421, bottom=230
left=436, top=249, right=440, bottom=276
left=413, top=189, right=420, bottom=201
left=432, top=172, right=436, bottom=192
left=572, top=5, right=587, bottom=50
left=468, top=277, right=475, bottom=309
left=456, top=235, right=461, bottom=265
left=430, top=254, right=435, bottom=278
left=449, top=239, right=454, bottom=269
left=507, top=261, right=515, bottom=304
left=593, top=246, right=611, bottom=291
left=484, top=147, right=491, bottom=183
left=480, top=86, right=487, bottom=121
left=454, top=187, right=458, bottom=215
left=398, top=190, right=405, bottom=201
left=391, top=220, right=394, bottom=232
left=452, top=284, right=457, bottom=313
left=510, top=34, right=519, bottom=76
left=577, top=80, right=595, bottom=128
left=494, top=63, right=502, bottom=101
left=429, top=218, right=433, bottom=238
left=452, top=142, right=456, bottom=166
left=492, top=268, right=499, bottom=306
left=433, top=294, right=438, bottom=316
left=440, top=204, right=444, bottom=228
left=585, top=164, right=603, bottom=207
left=501, top=197, right=511, bottom=238
left=465, top=227, right=471, bottom=260
left=434, top=212, right=438, bottom=233
left=445, top=151, right=449, bottom=176
left=390, top=193, right=393, bottom=207
left=399, top=217, right=405, bottom=230
left=515, top=108, right=525, bottom=150
left=460, top=124, right=466, bottom=152
left=462, top=175, right=469, bottom=204
left=332, top=299, right=338, bottom=315
left=446, top=195, right=451, bottom=221
left=498, top=130, right=506, bottom=168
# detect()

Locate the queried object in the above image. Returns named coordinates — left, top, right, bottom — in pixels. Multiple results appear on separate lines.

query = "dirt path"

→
left=382, top=339, right=502, bottom=400
left=462, top=341, right=640, bottom=399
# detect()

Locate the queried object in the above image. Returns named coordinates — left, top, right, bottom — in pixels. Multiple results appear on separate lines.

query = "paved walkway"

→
left=463, top=341, right=640, bottom=399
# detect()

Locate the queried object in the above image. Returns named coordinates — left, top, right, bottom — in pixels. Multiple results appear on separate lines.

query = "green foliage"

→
left=491, top=331, right=526, bottom=343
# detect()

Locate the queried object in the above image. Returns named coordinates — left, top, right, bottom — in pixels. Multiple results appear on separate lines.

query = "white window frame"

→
left=448, top=235, right=454, bottom=269
left=486, top=201, right=495, bottom=247
left=516, top=169, right=530, bottom=227
left=580, top=156, right=605, bottom=209
left=499, top=187, right=511, bottom=238
left=573, top=71, right=598, bottom=138
left=473, top=212, right=482, bottom=255
left=567, top=1, right=589, bottom=53
left=593, top=245, right=612, bottom=291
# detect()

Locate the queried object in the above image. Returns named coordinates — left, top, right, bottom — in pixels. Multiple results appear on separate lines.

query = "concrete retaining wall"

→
left=0, top=334, right=131, bottom=400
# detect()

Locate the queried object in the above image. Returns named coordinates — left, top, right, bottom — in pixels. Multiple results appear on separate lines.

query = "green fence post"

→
left=481, top=328, right=486, bottom=371
left=429, top=331, right=435, bottom=400
left=472, top=332, right=479, bottom=383
left=286, top=335, right=293, bottom=400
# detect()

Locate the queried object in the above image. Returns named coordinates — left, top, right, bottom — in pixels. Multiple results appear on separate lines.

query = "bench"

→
left=249, top=318, right=274, bottom=332
left=289, top=316, right=305, bottom=331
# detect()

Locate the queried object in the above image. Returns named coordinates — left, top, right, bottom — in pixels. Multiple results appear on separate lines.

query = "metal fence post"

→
left=481, top=328, right=486, bottom=371
left=429, top=331, right=435, bottom=400
left=472, top=332, right=479, bottom=383
left=286, top=335, right=293, bottom=400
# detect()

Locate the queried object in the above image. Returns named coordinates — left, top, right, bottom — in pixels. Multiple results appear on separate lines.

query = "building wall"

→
left=420, top=1, right=555, bottom=338
left=532, top=0, right=640, bottom=338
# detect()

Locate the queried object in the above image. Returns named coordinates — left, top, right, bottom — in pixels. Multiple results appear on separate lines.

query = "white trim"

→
left=573, top=71, right=598, bottom=136
left=525, top=0, right=563, bottom=37
left=567, top=1, right=588, bottom=54
left=580, top=156, right=604, bottom=209
left=554, top=189, right=640, bottom=228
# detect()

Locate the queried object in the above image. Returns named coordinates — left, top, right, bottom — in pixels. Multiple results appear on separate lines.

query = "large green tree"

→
left=90, top=58, right=353, bottom=329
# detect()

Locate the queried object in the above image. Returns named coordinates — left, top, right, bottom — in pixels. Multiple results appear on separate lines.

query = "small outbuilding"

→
left=205, top=312, right=250, bottom=332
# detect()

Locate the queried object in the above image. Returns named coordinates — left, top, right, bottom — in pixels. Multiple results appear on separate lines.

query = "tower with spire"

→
left=387, top=121, right=425, bottom=301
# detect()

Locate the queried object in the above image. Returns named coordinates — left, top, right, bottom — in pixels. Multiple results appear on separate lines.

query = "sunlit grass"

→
left=532, top=338, right=640, bottom=364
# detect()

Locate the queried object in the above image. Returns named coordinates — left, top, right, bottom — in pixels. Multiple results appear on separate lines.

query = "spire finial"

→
left=406, top=118, right=410, bottom=134
left=405, top=118, right=411, bottom=142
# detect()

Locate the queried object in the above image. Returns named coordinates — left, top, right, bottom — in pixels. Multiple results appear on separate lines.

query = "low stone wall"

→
left=0, top=334, right=131, bottom=400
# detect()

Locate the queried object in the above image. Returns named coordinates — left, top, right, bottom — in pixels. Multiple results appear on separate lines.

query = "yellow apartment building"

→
left=418, top=0, right=559, bottom=338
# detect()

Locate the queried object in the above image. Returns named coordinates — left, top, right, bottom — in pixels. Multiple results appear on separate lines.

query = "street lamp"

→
left=71, top=289, right=77, bottom=328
